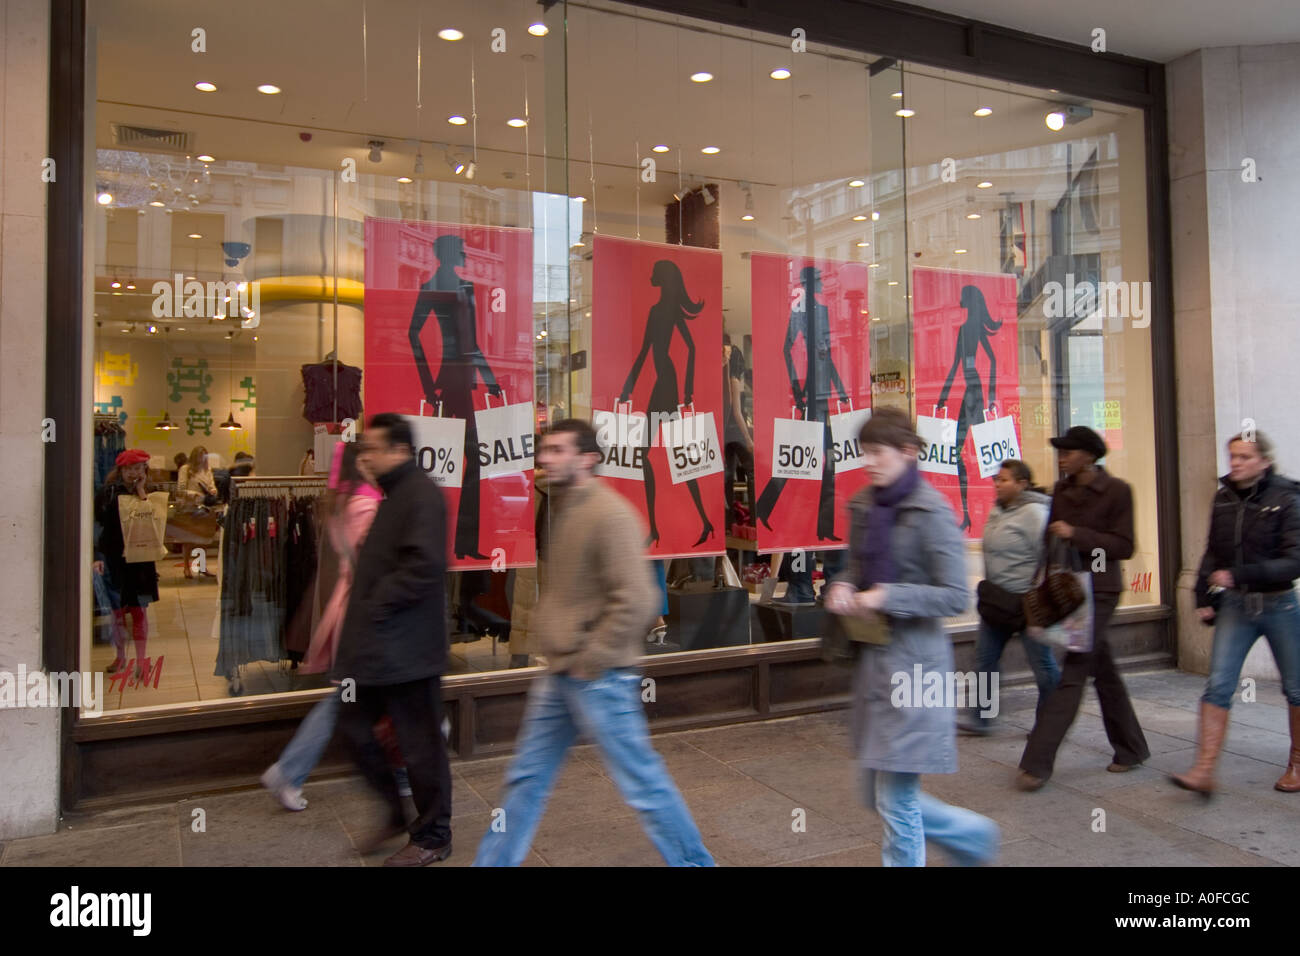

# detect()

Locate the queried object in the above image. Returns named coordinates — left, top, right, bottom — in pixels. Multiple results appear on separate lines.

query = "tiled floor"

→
left=5, top=668, right=1296, bottom=866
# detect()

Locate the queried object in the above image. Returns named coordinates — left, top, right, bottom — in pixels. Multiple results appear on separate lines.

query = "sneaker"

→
left=260, top=765, right=308, bottom=811
left=393, top=767, right=413, bottom=798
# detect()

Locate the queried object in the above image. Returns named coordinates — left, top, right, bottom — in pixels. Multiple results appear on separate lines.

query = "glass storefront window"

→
left=83, top=0, right=1158, bottom=715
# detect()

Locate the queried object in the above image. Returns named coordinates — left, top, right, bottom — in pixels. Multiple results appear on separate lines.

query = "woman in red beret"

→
left=93, top=449, right=159, bottom=676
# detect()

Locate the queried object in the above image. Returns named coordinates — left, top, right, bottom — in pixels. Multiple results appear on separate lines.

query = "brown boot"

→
left=1170, top=701, right=1230, bottom=796
left=1274, top=705, right=1300, bottom=792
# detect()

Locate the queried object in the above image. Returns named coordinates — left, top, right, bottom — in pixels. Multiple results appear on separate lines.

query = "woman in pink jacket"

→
left=262, top=442, right=381, bottom=810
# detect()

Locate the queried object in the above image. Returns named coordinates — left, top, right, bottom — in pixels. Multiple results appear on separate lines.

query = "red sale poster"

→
left=364, top=217, right=535, bottom=570
left=912, top=266, right=1021, bottom=538
left=591, top=236, right=725, bottom=559
left=751, top=254, right=871, bottom=553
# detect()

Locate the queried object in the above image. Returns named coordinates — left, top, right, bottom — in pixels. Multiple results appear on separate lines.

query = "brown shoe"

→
left=1015, top=771, right=1047, bottom=792
left=1170, top=700, right=1230, bottom=797
left=1275, top=705, right=1300, bottom=792
left=1107, top=761, right=1141, bottom=773
left=383, top=840, right=452, bottom=867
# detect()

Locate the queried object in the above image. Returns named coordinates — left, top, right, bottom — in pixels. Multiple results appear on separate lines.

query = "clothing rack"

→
left=232, top=475, right=327, bottom=497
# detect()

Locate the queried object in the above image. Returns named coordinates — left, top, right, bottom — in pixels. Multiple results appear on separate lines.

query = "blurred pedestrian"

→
left=473, top=419, right=714, bottom=867
left=959, top=460, right=1059, bottom=735
left=93, top=449, right=160, bottom=677
left=1173, top=430, right=1300, bottom=795
left=261, top=442, right=381, bottom=811
left=1017, top=426, right=1149, bottom=790
left=824, top=408, right=999, bottom=866
left=332, top=413, right=453, bottom=866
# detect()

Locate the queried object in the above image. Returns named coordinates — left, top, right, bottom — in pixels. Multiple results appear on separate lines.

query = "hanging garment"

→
left=282, top=495, right=321, bottom=659
left=301, top=360, right=363, bottom=424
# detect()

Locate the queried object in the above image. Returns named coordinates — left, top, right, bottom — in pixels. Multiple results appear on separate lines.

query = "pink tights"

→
left=111, top=605, right=148, bottom=665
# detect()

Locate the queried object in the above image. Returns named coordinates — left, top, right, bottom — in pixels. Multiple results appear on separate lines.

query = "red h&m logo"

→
left=1128, top=572, right=1152, bottom=593
left=108, top=657, right=164, bottom=693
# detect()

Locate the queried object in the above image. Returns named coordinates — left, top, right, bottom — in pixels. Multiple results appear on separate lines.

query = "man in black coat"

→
left=332, top=412, right=452, bottom=866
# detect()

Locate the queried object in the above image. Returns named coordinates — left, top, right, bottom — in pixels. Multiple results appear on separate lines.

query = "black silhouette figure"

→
left=408, top=234, right=502, bottom=560
left=755, top=266, right=849, bottom=540
left=935, top=284, right=1001, bottom=532
left=618, top=259, right=713, bottom=549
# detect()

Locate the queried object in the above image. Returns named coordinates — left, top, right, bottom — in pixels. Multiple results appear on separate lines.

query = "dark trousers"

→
left=339, top=677, right=452, bottom=848
left=1019, top=591, right=1149, bottom=779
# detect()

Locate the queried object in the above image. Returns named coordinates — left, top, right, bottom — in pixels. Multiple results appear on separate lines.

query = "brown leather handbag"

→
left=1022, top=536, right=1086, bottom=628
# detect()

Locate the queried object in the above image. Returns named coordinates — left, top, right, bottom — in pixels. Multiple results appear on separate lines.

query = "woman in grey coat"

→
left=824, top=408, right=1000, bottom=867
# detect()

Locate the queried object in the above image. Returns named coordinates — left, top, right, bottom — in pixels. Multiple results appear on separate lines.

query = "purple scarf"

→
left=857, top=463, right=921, bottom=590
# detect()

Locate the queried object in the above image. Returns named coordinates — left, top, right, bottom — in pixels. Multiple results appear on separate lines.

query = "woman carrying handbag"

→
left=1016, top=427, right=1150, bottom=791
left=824, top=408, right=1000, bottom=867
left=959, top=460, right=1059, bottom=735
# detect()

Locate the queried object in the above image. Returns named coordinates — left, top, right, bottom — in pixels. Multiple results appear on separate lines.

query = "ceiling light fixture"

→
left=188, top=233, right=203, bottom=239
left=528, top=23, right=548, bottom=37
left=652, top=144, right=669, bottom=153
left=438, top=28, right=463, bottom=41
left=574, top=196, right=587, bottom=203
left=701, top=146, right=720, bottom=154
left=977, top=181, right=993, bottom=189
left=368, top=140, right=384, bottom=163
left=895, top=107, right=915, bottom=118
left=690, top=72, right=713, bottom=83
left=464, top=161, right=477, bottom=180
left=396, top=176, right=413, bottom=183
left=447, top=114, right=468, bottom=125
left=849, top=179, right=865, bottom=188
left=973, top=107, right=992, bottom=117
left=197, top=154, right=215, bottom=163
left=195, top=81, right=217, bottom=92
left=966, top=213, right=981, bottom=219
left=741, top=214, right=754, bottom=221
left=1046, top=103, right=1092, bottom=130
left=857, top=241, right=869, bottom=248
left=871, top=211, right=880, bottom=221
left=257, top=83, right=281, bottom=95
left=149, top=200, right=165, bottom=207
left=155, top=410, right=176, bottom=430
left=507, top=117, right=528, bottom=128
left=890, top=90, right=903, bottom=99
left=110, top=279, right=121, bottom=289
left=770, top=68, right=791, bottom=80
left=954, top=248, right=968, bottom=254
left=126, top=282, right=135, bottom=290
left=97, top=191, right=113, bottom=205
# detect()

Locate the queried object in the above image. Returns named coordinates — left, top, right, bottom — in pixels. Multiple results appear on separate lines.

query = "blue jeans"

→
left=274, top=690, right=341, bottom=790
left=1203, top=591, right=1300, bottom=709
left=969, top=619, right=1061, bottom=727
left=473, top=670, right=714, bottom=867
left=864, top=769, right=1000, bottom=867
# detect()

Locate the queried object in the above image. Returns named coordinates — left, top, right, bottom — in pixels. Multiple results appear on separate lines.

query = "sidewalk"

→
left=2, top=668, right=1295, bottom=866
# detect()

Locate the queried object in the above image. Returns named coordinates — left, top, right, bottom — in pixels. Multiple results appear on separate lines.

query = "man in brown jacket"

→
left=473, top=419, right=714, bottom=866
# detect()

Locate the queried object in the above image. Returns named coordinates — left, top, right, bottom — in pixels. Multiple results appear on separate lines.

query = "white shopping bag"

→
left=1027, top=572, right=1095, bottom=653
left=970, top=405, right=1022, bottom=479
left=659, top=405, right=724, bottom=485
left=593, top=401, right=648, bottom=481
left=119, top=492, right=170, bottom=563
left=771, top=408, right=825, bottom=481
left=475, top=389, right=535, bottom=479
left=829, top=401, right=872, bottom=474
left=916, top=405, right=960, bottom=476
left=407, top=403, right=466, bottom=489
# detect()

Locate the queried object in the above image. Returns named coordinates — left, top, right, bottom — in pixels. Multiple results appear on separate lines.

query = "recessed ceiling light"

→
left=188, top=232, right=202, bottom=239
left=895, top=108, right=915, bottom=117
left=954, top=248, right=968, bottom=254
left=690, top=72, right=713, bottom=83
left=857, top=241, right=870, bottom=248
left=528, top=23, right=548, bottom=36
left=701, top=146, right=720, bottom=154
left=652, top=144, right=670, bottom=153
left=973, top=107, right=993, bottom=117
left=257, top=84, right=281, bottom=95
left=507, top=117, right=528, bottom=127
left=149, top=200, right=165, bottom=207
left=196, top=154, right=215, bottom=163
left=977, top=181, right=993, bottom=189
left=574, top=196, right=587, bottom=203
left=853, top=214, right=867, bottom=221
left=887, top=280, right=899, bottom=286
left=741, top=214, right=754, bottom=221
left=849, top=179, right=865, bottom=188
left=110, top=280, right=121, bottom=289
left=126, top=283, right=135, bottom=290
left=871, top=211, right=880, bottom=221
left=439, top=28, right=463, bottom=41
left=96, top=192, right=113, bottom=205
left=966, top=213, right=981, bottom=220
left=447, top=115, right=468, bottom=125
left=869, top=262, right=880, bottom=268
left=770, top=68, right=791, bottom=80
left=195, top=81, right=217, bottom=92
left=890, top=90, right=903, bottom=99
left=396, top=176, right=413, bottom=183
left=177, top=327, right=185, bottom=331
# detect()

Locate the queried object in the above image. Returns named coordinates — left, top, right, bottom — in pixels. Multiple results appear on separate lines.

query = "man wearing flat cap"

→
left=1017, top=426, right=1150, bottom=791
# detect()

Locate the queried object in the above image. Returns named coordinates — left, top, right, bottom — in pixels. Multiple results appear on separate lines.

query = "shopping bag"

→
left=659, top=405, right=724, bottom=485
left=474, top=389, right=535, bottom=479
left=916, top=405, right=960, bottom=476
left=407, top=403, right=466, bottom=489
left=771, top=408, right=825, bottom=481
left=1026, top=571, right=1094, bottom=653
left=593, top=401, right=648, bottom=481
left=829, top=401, right=872, bottom=473
left=119, top=492, right=169, bottom=563
left=970, top=405, right=1022, bottom=479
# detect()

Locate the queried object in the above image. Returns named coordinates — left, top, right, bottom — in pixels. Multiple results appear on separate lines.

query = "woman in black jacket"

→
left=93, top=449, right=160, bottom=675
left=1173, top=430, right=1300, bottom=795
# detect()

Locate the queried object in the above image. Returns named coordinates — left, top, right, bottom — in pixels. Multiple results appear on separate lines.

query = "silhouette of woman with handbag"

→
left=618, top=260, right=713, bottom=548
left=936, top=285, right=1001, bottom=531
